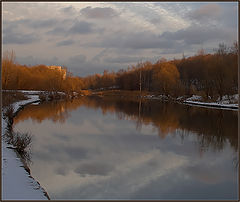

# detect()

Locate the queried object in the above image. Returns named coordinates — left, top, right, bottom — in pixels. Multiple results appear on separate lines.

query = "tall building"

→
left=47, top=65, right=66, bottom=79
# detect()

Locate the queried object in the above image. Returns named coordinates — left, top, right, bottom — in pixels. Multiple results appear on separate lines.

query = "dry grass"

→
left=2, top=91, right=28, bottom=107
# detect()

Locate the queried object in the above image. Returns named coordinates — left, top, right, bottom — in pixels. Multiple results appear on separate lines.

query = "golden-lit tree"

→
left=152, top=61, right=180, bottom=96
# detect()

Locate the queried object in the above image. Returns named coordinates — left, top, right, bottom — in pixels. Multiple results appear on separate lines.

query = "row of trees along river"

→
left=2, top=42, right=238, bottom=101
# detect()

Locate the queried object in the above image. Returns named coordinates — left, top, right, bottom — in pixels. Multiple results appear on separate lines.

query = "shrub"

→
left=12, top=132, right=32, bottom=154
left=4, top=131, right=32, bottom=154
left=39, top=92, right=48, bottom=102
left=2, top=91, right=27, bottom=107
left=3, top=105, right=14, bottom=120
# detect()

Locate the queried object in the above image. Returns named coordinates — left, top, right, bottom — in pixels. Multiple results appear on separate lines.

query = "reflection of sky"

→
left=14, top=105, right=238, bottom=200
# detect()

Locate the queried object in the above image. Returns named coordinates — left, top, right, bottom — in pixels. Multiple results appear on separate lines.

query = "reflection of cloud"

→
left=55, top=166, right=68, bottom=176
left=75, top=162, right=114, bottom=176
left=13, top=98, right=237, bottom=199
left=185, top=164, right=224, bottom=184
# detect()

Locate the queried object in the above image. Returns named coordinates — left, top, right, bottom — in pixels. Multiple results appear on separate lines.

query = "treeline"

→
left=2, top=50, right=84, bottom=93
left=2, top=42, right=238, bottom=100
left=83, top=42, right=238, bottom=100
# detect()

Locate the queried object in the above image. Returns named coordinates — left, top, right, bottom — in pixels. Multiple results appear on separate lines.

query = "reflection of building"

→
left=47, top=65, right=66, bottom=79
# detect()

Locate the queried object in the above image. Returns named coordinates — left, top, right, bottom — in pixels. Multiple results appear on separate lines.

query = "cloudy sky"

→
left=3, top=2, right=238, bottom=76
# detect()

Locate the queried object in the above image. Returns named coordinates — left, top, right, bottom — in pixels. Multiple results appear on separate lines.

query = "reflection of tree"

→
left=14, top=96, right=238, bottom=153
left=14, top=99, right=91, bottom=124
left=83, top=96, right=237, bottom=152
left=136, top=97, right=142, bottom=131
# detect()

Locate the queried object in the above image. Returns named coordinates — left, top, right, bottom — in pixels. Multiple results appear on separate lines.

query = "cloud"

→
left=160, top=24, right=236, bottom=45
left=5, top=18, right=59, bottom=29
left=46, top=26, right=67, bottom=35
left=3, top=32, right=39, bottom=44
left=61, top=5, right=76, bottom=14
left=81, top=6, right=118, bottom=19
left=2, top=2, right=237, bottom=77
left=69, top=20, right=94, bottom=34
left=16, top=55, right=60, bottom=66
left=150, top=18, right=162, bottom=25
left=99, top=31, right=176, bottom=50
left=25, top=19, right=58, bottom=29
left=188, top=4, right=222, bottom=21
left=104, top=55, right=142, bottom=64
left=47, top=19, right=103, bottom=36
left=56, top=39, right=74, bottom=46
left=68, top=54, right=87, bottom=64
left=219, top=3, right=238, bottom=29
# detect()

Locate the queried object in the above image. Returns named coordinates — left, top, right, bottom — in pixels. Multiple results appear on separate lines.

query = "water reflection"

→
left=13, top=96, right=238, bottom=199
left=15, top=96, right=238, bottom=152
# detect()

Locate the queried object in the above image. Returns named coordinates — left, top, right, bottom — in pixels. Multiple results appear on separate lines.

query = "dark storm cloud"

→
left=56, top=39, right=74, bottom=46
left=81, top=6, right=118, bottom=19
left=188, top=3, right=222, bottom=21
left=69, top=20, right=94, bottom=34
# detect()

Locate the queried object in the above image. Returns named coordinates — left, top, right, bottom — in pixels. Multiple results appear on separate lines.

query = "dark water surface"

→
left=13, top=96, right=238, bottom=200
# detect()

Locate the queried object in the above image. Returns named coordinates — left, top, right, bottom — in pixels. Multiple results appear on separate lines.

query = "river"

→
left=13, top=96, right=238, bottom=200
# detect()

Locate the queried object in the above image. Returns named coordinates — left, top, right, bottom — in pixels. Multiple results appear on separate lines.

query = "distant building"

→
left=47, top=65, right=66, bottom=79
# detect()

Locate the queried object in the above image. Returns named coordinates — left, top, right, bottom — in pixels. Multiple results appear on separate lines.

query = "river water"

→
left=13, top=96, right=238, bottom=200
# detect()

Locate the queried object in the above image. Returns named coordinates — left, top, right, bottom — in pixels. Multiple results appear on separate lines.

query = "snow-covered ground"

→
left=2, top=93, right=49, bottom=200
left=183, top=94, right=238, bottom=111
left=144, top=94, right=238, bottom=110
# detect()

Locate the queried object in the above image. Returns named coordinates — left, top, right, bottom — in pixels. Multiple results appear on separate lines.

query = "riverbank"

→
left=180, top=94, right=238, bottom=110
left=2, top=92, right=49, bottom=200
left=91, top=90, right=238, bottom=111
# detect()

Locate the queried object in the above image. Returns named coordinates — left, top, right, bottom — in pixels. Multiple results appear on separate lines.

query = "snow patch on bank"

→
left=183, top=94, right=238, bottom=111
left=2, top=93, right=49, bottom=200
left=143, top=93, right=238, bottom=111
